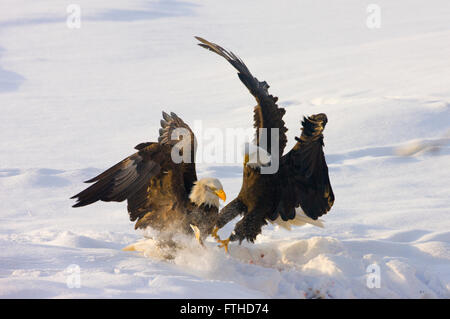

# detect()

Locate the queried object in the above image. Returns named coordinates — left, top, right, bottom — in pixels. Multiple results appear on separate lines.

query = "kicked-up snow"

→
left=0, top=0, right=449, bottom=298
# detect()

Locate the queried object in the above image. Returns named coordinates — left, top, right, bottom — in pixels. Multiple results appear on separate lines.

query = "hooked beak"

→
left=215, top=189, right=227, bottom=201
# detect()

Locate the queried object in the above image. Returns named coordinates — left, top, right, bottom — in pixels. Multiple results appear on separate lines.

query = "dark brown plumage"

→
left=71, top=112, right=225, bottom=242
left=196, top=37, right=334, bottom=244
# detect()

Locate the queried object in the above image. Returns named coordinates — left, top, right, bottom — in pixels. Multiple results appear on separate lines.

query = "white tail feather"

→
left=270, top=209, right=325, bottom=230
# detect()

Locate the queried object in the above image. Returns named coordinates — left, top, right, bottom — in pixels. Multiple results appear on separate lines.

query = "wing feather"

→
left=158, top=111, right=197, bottom=194
left=72, top=112, right=198, bottom=225
left=196, top=36, right=287, bottom=156
left=277, top=114, right=334, bottom=220
left=71, top=146, right=162, bottom=207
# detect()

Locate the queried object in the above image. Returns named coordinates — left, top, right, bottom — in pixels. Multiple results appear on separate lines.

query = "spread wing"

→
left=276, top=114, right=334, bottom=220
left=196, top=36, right=287, bottom=157
left=71, top=112, right=198, bottom=223
left=71, top=143, right=163, bottom=207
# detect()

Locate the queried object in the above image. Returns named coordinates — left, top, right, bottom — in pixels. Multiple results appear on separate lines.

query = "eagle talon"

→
left=211, top=226, right=229, bottom=252
left=217, top=237, right=230, bottom=253
left=190, top=224, right=204, bottom=246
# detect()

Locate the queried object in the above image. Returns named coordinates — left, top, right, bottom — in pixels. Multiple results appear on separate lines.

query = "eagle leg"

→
left=229, top=211, right=267, bottom=244
left=216, top=198, right=246, bottom=229
left=211, top=226, right=230, bottom=253
left=211, top=226, right=220, bottom=240
left=217, top=237, right=230, bottom=253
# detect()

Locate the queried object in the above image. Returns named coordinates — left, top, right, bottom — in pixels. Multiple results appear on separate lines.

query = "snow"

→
left=1, top=0, right=449, bottom=298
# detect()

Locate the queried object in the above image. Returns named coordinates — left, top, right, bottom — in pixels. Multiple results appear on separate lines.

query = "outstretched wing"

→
left=71, top=144, right=162, bottom=207
left=196, top=36, right=287, bottom=157
left=276, top=113, right=334, bottom=221
left=71, top=112, right=198, bottom=224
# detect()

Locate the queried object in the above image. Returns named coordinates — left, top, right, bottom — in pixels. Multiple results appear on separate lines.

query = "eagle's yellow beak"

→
left=215, top=189, right=227, bottom=201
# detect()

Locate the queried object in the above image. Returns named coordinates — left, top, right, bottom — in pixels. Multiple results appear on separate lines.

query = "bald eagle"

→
left=71, top=112, right=226, bottom=244
left=195, top=37, right=334, bottom=250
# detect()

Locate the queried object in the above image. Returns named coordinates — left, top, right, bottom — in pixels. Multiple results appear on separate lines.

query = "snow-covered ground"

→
left=1, top=0, right=449, bottom=298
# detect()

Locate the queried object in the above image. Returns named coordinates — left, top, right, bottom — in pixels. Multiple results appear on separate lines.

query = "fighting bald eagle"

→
left=195, top=37, right=334, bottom=250
left=71, top=112, right=226, bottom=244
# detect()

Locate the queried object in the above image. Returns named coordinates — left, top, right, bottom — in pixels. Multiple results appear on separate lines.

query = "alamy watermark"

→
left=366, top=4, right=381, bottom=29
left=66, top=4, right=81, bottom=29
left=65, top=264, right=81, bottom=288
left=366, top=263, right=381, bottom=289
left=169, top=121, right=280, bottom=174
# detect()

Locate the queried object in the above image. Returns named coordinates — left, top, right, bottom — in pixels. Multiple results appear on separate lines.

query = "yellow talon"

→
left=211, top=226, right=230, bottom=252
left=217, top=237, right=230, bottom=253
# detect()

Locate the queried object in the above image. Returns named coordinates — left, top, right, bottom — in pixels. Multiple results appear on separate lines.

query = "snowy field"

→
left=1, top=0, right=450, bottom=298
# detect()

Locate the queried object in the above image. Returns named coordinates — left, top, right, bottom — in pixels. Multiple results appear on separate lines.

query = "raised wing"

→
left=71, top=112, right=198, bottom=224
left=276, top=114, right=334, bottom=220
left=196, top=36, right=287, bottom=157
left=159, top=111, right=197, bottom=194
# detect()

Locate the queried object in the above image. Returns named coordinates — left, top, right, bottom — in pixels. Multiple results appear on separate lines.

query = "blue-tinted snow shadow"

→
left=0, top=47, right=25, bottom=93
left=201, top=165, right=243, bottom=179
left=0, top=1, right=198, bottom=28
left=0, top=168, right=21, bottom=177
left=0, top=1, right=197, bottom=92
left=279, top=99, right=301, bottom=108
left=0, top=17, right=62, bottom=29
left=92, top=0, right=199, bottom=22
left=32, top=168, right=71, bottom=188
left=326, top=145, right=397, bottom=165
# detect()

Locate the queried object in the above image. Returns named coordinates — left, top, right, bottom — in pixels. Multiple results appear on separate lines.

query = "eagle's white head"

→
left=189, top=177, right=226, bottom=208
